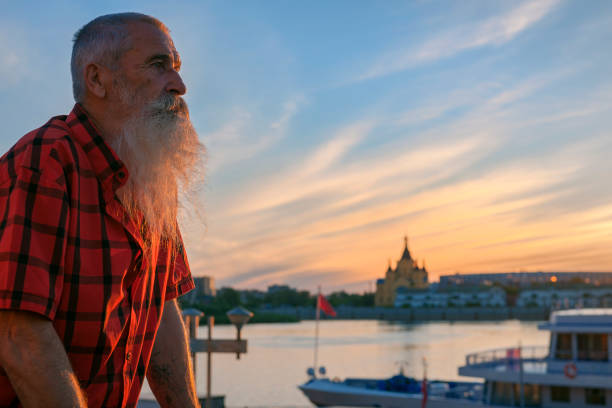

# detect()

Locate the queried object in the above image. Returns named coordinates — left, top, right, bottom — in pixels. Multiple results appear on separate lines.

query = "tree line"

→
left=179, top=286, right=374, bottom=324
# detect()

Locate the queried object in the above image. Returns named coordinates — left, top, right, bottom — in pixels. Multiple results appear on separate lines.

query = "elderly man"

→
left=0, top=13, right=204, bottom=408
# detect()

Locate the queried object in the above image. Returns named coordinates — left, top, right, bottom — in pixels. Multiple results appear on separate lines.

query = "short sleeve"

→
left=164, top=232, right=194, bottom=301
left=0, top=166, right=69, bottom=320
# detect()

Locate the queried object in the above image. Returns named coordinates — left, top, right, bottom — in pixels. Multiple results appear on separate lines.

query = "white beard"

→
left=109, top=92, right=205, bottom=252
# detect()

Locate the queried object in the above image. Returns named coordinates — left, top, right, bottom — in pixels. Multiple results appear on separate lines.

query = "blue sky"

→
left=1, top=1, right=611, bottom=293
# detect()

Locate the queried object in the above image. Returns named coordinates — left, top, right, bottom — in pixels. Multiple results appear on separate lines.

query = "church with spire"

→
left=374, top=236, right=429, bottom=306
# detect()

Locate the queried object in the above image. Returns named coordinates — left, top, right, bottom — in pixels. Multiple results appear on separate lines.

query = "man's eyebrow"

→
left=173, top=50, right=182, bottom=70
left=145, top=53, right=182, bottom=70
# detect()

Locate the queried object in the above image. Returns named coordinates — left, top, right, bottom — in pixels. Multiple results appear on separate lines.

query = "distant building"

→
left=267, top=284, right=290, bottom=294
left=240, top=289, right=265, bottom=304
left=395, top=286, right=506, bottom=308
left=375, top=237, right=428, bottom=306
left=185, top=276, right=216, bottom=303
left=516, top=288, right=612, bottom=308
left=439, top=271, right=612, bottom=288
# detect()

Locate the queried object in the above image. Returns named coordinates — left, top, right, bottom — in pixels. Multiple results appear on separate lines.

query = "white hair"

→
left=109, top=79, right=205, bottom=253
left=71, top=12, right=168, bottom=102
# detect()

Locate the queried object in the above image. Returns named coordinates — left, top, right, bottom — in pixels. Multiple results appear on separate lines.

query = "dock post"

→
left=207, top=316, right=214, bottom=408
left=182, top=308, right=204, bottom=382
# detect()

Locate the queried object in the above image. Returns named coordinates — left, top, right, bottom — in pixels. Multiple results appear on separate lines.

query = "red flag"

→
left=318, top=294, right=336, bottom=317
left=506, top=348, right=521, bottom=360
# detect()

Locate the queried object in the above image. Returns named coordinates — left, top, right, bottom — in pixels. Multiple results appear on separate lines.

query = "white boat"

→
left=299, top=372, right=484, bottom=408
left=299, top=308, right=612, bottom=407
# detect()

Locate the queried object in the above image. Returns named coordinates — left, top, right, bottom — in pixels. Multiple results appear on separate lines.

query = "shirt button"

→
left=126, top=352, right=132, bottom=362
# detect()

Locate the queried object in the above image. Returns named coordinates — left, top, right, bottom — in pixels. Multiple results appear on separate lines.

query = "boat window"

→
left=522, top=384, right=542, bottom=407
left=491, top=382, right=514, bottom=406
left=555, top=333, right=572, bottom=360
left=551, top=386, right=570, bottom=402
left=577, top=334, right=608, bottom=361
left=490, top=382, right=541, bottom=407
left=585, top=388, right=606, bottom=405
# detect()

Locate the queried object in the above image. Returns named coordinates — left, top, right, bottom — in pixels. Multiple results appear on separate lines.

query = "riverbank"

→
left=194, top=310, right=300, bottom=325
left=190, top=305, right=550, bottom=325
left=255, top=305, right=550, bottom=321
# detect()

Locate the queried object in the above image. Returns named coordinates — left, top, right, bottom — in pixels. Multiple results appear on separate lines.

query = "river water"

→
left=140, top=319, right=549, bottom=407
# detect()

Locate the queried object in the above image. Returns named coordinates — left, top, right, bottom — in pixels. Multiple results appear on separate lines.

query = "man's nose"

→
left=166, top=70, right=187, bottom=96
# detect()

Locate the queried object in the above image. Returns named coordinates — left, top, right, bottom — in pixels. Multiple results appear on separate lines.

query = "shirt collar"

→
left=65, top=103, right=129, bottom=196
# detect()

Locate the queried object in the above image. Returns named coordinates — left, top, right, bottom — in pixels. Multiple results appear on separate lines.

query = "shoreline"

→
left=254, top=305, right=549, bottom=322
left=195, top=306, right=550, bottom=325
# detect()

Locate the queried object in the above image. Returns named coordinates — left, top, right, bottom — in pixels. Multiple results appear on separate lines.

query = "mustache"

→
left=147, top=93, right=189, bottom=116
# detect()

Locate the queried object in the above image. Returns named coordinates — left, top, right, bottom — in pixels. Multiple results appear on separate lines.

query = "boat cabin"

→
left=459, top=309, right=612, bottom=407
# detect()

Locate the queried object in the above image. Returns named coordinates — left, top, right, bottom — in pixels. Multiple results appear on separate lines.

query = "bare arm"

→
left=147, top=299, right=200, bottom=408
left=0, top=310, right=87, bottom=408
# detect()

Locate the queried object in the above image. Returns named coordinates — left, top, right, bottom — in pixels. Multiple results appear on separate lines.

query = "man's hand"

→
left=147, top=299, right=200, bottom=408
left=0, top=310, right=87, bottom=408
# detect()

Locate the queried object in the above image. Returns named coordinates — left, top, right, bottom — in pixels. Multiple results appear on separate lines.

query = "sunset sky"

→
left=1, top=1, right=611, bottom=293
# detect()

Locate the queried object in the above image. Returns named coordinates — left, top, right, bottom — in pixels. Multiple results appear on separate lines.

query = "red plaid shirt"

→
left=0, top=104, right=194, bottom=408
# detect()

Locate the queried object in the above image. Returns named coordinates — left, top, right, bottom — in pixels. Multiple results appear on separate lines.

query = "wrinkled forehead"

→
left=124, top=21, right=180, bottom=62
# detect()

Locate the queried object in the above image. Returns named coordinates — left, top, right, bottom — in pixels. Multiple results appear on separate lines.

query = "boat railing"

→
left=464, top=346, right=550, bottom=367
left=463, top=346, right=612, bottom=377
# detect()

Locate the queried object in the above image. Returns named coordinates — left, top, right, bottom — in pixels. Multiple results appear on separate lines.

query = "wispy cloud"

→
left=298, top=120, right=374, bottom=177
left=225, top=120, right=375, bottom=215
left=0, top=24, right=32, bottom=88
left=356, top=0, right=561, bottom=82
left=198, top=157, right=584, bottom=289
left=200, top=95, right=303, bottom=172
left=232, top=73, right=557, bottom=219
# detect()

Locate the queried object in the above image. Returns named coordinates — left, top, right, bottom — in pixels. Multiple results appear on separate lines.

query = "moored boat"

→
left=299, top=308, right=612, bottom=407
left=299, top=371, right=483, bottom=407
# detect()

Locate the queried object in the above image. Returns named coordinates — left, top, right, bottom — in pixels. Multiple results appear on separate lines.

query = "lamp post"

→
left=182, top=307, right=253, bottom=408
left=226, top=306, right=254, bottom=359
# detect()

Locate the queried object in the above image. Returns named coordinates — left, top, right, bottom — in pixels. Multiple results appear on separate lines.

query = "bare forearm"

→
left=0, top=311, right=87, bottom=408
left=148, top=300, right=199, bottom=408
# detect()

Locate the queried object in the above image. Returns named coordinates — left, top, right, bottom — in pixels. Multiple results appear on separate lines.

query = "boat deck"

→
left=459, top=346, right=612, bottom=388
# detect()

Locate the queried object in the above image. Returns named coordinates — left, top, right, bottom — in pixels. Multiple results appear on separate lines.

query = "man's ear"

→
left=84, top=63, right=109, bottom=99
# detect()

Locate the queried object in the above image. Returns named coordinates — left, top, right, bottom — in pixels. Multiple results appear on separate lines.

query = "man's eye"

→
left=152, top=61, right=166, bottom=68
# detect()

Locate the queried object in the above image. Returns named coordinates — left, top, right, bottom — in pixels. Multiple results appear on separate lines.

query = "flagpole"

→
left=314, top=285, right=321, bottom=378
left=422, top=357, right=428, bottom=408
left=518, top=342, right=525, bottom=408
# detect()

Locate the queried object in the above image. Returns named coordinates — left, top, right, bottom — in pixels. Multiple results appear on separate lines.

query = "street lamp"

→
left=226, top=306, right=253, bottom=358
